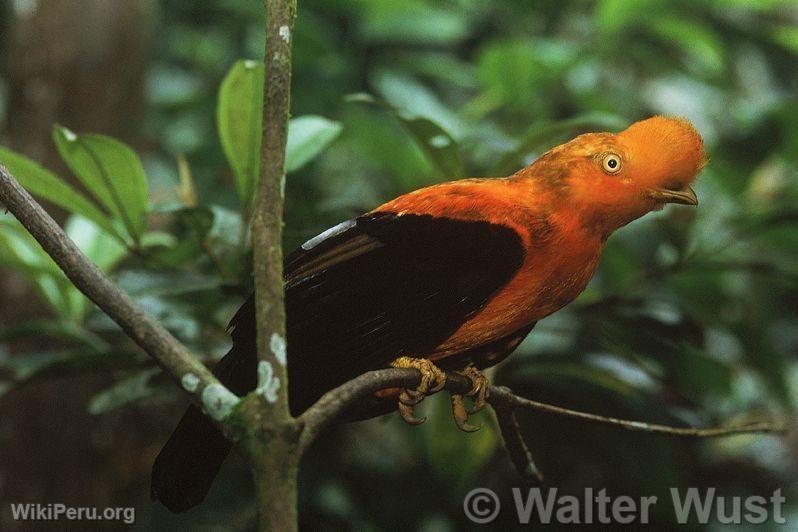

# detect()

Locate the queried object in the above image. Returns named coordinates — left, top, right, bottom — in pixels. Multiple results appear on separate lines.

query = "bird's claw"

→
left=451, top=393, right=481, bottom=432
left=390, top=357, right=447, bottom=426
left=460, top=365, right=490, bottom=415
left=388, top=358, right=489, bottom=431
left=397, top=390, right=422, bottom=407
left=398, top=393, right=427, bottom=425
left=448, top=365, right=489, bottom=431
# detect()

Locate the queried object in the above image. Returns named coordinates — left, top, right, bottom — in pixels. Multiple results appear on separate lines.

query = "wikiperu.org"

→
left=8, top=503, right=135, bottom=525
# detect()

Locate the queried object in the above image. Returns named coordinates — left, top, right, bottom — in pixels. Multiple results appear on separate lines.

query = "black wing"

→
left=152, top=212, right=526, bottom=511
left=277, top=212, right=525, bottom=414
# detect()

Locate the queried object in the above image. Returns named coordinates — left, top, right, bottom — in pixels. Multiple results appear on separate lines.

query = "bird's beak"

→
left=649, top=186, right=698, bottom=206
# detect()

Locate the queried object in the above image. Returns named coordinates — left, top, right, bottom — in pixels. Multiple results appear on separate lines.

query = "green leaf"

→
left=143, top=207, right=212, bottom=268
left=173, top=205, right=243, bottom=248
left=347, top=93, right=465, bottom=178
left=0, top=216, right=127, bottom=321
left=359, top=1, right=469, bottom=46
left=371, top=70, right=466, bottom=138
left=771, top=25, right=798, bottom=55
left=0, top=146, right=123, bottom=241
left=88, top=368, right=161, bottom=415
left=0, top=219, right=61, bottom=276
left=66, top=215, right=127, bottom=272
left=400, top=117, right=463, bottom=178
left=0, top=319, right=109, bottom=352
left=0, top=348, right=144, bottom=396
left=217, top=60, right=264, bottom=208
left=0, top=219, right=73, bottom=318
left=217, top=60, right=342, bottom=206
left=53, top=127, right=149, bottom=242
left=286, top=116, right=343, bottom=173
left=595, top=0, right=663, bottom=36
left=649, top=17, right=725, bottom=76
left=116, top=270, right=224, bottom=297
left=140, top=231, right=178, bottom=249
left=134, top=296, right=199, bottom=341
left=474, top=40, right=578, bottom=117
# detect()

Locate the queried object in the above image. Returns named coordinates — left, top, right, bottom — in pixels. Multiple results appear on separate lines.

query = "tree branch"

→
left=297, top=367, right=786, bottom=457
left=297, top=368, right=437, bottom=453
left=0, top=163, right=245, bottom=427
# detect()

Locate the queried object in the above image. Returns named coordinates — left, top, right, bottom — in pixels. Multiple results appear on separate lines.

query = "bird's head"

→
left=530, top=116, right=707, bottom=232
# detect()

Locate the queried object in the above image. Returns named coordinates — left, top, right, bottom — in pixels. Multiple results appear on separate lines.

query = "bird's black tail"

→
left=150, top=401, right=234, bottom=512
left=150, top=293, right=397, bottom=512
left=151, top=302, right=257, bottom=512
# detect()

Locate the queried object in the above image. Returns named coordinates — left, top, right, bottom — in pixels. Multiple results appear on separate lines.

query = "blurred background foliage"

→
left=0, top=0, right=797, bottom=530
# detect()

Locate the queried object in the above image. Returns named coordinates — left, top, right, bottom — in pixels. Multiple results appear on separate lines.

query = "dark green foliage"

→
left=0, top=0, right=796, bottom=529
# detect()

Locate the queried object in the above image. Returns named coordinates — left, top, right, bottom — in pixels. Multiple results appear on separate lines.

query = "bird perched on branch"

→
left=152, top=115, right=706, bottom=512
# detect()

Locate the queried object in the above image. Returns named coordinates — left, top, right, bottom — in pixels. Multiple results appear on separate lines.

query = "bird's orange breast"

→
left=432, top=210, right=603, bottom=357
left=373, top=178, right=606, bottom=359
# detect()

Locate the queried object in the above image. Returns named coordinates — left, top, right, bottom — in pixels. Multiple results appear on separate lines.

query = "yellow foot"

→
left=450, top=366, right=490, bottom=432
left=390, top=356, right=446, bottom=425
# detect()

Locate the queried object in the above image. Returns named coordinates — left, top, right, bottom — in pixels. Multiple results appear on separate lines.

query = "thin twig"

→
left=492, top=386, right=785, bottom=437
left=493, top=405, right=543, bottom=482
left=0, top=163, right=222, bottom=403
left=298, top=368, right=785, bottom=455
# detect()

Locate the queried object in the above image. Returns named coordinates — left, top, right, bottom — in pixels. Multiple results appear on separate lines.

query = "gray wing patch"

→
left=301, top=219, right=357, bottom=250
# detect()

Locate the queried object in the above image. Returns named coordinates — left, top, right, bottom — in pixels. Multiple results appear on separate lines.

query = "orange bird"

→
left=152, top=115, right=707, bottom=512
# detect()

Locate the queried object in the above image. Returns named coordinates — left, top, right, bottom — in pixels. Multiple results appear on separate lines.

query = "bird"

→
left=151, top=115, right=706, bottom=512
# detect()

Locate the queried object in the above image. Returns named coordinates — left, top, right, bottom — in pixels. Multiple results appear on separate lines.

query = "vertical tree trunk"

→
left=248, top=0, right=298, bottom=530
left=234, top=399, right=300, bottom=532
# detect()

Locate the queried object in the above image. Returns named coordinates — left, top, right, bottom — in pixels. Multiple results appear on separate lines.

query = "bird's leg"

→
left=390, top=356, right=447, bottom=425
left=450, top=365, right=490, bottom=432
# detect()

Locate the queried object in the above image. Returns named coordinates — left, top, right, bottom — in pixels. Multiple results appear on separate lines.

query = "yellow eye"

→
left=601, top=153, right=623, bottom=174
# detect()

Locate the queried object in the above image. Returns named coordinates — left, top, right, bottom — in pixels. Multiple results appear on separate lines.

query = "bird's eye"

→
left=601, top=153, right=623, bottom=174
